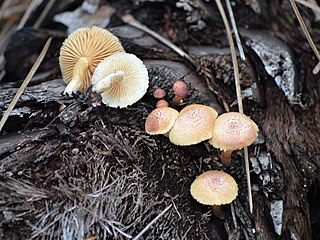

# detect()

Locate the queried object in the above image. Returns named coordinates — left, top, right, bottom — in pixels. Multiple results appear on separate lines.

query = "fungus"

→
left=169, top=104, right=218, bottom=146
left=190, top=170, right=238, bottom=218
left=153, top=88, right=166, bottom=99
left=92, top=52, right=149, bottom=108
left=172, top=80, right=189, bottom=106
left=208, top=112, right=259, bottom=166
left=59, top=26, right=124, bottom=94
left=145, top=107, right=179, bottom=135
left=156, top=99, right=169, bottom=108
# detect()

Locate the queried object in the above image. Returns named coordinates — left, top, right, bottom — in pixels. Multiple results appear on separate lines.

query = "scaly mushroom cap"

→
left=92, top=52, right=149, bottom=108
left=208, top=112, right=259, bottom=151
left=59, top=26, right=124, bottom=92
left=169, top=104, right=218, bottom=146
left=190, top=170, right=238, bottom=205
left=145, top=107, right=179, bottom=135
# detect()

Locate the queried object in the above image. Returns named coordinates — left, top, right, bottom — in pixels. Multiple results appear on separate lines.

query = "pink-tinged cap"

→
left=209, top=112, right=259, bottom=151
left=190, top=170, right=238, bottom=205
left=169, top=104, right=218, bottom=145
left=145, top=107, right=179, bottom=135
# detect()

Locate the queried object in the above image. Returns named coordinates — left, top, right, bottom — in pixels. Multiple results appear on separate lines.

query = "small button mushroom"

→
left=169, top=104, right=218, bottom=146
left=145, top=107, right=179, bottom=136
left=208, top=112, right=259, bottom=166
left=156, top=99, right=169, bottom=108
left=172, top=80, right=189, bottom=106
left=92, top=53, right=149, bottom=108
left=153, top=88, right=166, bottom=99
left=190, top=170, right=238, bottom=218
left=59, top=26, right=124, bottom=94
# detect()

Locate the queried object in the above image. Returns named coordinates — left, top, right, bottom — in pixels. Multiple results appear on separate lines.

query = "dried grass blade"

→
left=0, top=37, right=52, bottom=132
left=290, top=0, right=320, bottom=73
left=214, top=0, right=253, bottom=213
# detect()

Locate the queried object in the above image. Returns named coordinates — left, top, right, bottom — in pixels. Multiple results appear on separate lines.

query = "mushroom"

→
left=145, top=107, right=179, bottom=135
left=156, top=99, right=169, bottom=108
left=153, top=88, right=166, bottom=99
left=172, top=80, right=189, bottom=106
left=208, top=112, right=259, bottom=166
left=169, top=104, right=218, bottom=146
left=59, top=26, right=124, bottom=94
left=190, top=170, right=238, bottom=218
left=92, top=52, right=149, bottom=108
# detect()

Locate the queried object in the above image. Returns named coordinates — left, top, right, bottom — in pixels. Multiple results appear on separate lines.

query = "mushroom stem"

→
left=93, top=70, right=125, bottom=93
left=211, top=205, right=225, bottom=219
left=172, top=95, right=183, bottom=106
left=64, top=57, right=91, bottom=94
left=220, top=150, right=233, bottom=166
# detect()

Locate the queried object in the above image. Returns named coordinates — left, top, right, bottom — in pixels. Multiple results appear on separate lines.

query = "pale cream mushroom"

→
left=59, top=26, right=124, bottom=94
left=169, top=104, right=218, bottom=146
left=92, top=53, right=149, bottom=108
left=190, top=170, right=238, bottom=218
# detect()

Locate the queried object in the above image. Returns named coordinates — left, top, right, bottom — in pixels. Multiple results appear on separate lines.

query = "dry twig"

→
left=290, top=0, right=320, bottom=73
left=214, top=0, right=253, bottom=213
left=0, top=37, right=52, bottom=132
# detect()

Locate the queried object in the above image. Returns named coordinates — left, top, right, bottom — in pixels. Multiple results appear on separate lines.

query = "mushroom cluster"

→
left=59, top=26, right=149, bottom=108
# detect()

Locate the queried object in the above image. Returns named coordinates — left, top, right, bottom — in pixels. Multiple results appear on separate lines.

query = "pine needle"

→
left=214, top=0, right=253, bottom=213
left=290, top=0, right=320, bottom=73
left=0, top=37, right=52, bottom=132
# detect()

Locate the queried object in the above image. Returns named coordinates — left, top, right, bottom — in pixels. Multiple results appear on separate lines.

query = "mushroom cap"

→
left=92, top=52, right=149, bottom=108
left=145, top=107, right=179, bottom=135
left=153, top=88, right=166, bottom=99
left=169, top=104, right=218, bottom=146
left=156, top=99, right=169, bottom=108
left=190, top=170, right=238, bottom=205
left=59, top=26, right=124, bottom=92
left=208, top=112, right=259, bottom=151
left=173, top=80, right=189, bottom=98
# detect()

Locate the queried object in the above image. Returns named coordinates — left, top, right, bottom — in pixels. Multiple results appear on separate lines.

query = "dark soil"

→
left=0, top=1, right=320, bottom=239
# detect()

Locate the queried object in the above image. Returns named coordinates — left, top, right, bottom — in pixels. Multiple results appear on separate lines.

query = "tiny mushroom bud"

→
left=92, top=53, right=149, bottom=108
left=190, top=170, right=238, bottom=218
left=172, top=80, right=189, bottom=106
left=145, top=107, right=179, bottom=135
left=156, top=99, right=169, bottom=108
left=208, top=112, right=259, bottom=166
left=59, top=26, right=124, bottom=94
left=169, top=104, right=218, bottom=146
left=153, top=88, right=166, bottom=99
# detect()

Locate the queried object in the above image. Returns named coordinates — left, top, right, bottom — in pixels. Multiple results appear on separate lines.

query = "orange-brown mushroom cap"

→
left=208, top=112, right=259, bottom=151
left=169, top=104, right=218, bottom=146
left=145, top=107, right=179, bottom=135
left=190, top=170, right=238, bottom=205
left=59, top=26, right=124, bottom=93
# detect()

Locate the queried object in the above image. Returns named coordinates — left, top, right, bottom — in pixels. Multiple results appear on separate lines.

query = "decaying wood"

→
left=1, top=5, right=320, bottom=239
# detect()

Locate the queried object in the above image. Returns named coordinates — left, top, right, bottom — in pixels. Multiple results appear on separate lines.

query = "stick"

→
left=214, top=0, right=253, bottom=213
left=0, top=37, right=52, bottom=132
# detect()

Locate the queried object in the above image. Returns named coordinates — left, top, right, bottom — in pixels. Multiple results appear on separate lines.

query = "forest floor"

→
left=0, top=1, right=320, bottom=239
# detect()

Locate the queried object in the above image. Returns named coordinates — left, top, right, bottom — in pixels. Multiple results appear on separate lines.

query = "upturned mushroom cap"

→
left=145, top=107, right=179, bottom=135
left=190, top=170, right=238, bottom=205
left=169, top=104, right=218, bottom=146
left=59, top=26, right=124, bottom=93
left=208, top=112, right=259, bottom=151
left=92, top=52, right=149, bottom=108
